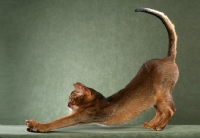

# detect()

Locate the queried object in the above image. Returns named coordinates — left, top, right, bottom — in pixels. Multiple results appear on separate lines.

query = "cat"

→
left=26, top=8, right=178, bottom=132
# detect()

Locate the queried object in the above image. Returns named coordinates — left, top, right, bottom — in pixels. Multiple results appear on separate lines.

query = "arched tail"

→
left=135, top=8, right=177, bottom=61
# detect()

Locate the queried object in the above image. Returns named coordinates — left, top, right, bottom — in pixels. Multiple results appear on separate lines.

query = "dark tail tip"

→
left=135, top=8, right=146, bottom=12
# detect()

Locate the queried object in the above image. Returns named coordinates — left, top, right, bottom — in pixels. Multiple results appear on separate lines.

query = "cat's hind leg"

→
left=143, top=105, right=162, bottom=129
left=151, top=91, right=176, bottom=131
left=143, top=88, right=176, bottom=131
left=152, top=102, right=175, bottom=130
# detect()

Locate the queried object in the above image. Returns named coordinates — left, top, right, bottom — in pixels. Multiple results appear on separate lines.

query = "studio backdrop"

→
left=0, top=0, right=200, bottom=125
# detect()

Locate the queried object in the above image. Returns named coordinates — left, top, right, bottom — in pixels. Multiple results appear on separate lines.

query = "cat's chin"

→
left=68, top=105, right=79, bottom=113
left=68, top=108, right=73, bottom=114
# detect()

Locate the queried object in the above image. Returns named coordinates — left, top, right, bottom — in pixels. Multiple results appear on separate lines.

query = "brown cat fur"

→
left=26, top=8, right=178, bottom=132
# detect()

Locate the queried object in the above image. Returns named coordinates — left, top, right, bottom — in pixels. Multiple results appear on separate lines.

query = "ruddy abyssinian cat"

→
left=26, top=8, right=178, bottom=132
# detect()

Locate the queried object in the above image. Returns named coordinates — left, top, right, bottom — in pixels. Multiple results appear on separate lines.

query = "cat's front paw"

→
left=26, top=120, right=49, bottom=132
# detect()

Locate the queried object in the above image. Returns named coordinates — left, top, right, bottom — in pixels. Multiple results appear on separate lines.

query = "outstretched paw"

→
left=25, top=120, right=46, bottom=132
left=26, top=126, right=37, bottom=132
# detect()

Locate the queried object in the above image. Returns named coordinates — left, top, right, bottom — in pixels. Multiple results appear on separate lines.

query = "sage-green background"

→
left=0, top=0, right=199, bottom=125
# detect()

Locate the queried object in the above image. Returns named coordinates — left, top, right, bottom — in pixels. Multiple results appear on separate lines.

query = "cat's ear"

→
left=73, top=82, right=89, bottom=95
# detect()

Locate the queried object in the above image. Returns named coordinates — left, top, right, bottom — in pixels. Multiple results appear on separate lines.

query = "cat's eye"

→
left=70, top=98, right=74, bottom=102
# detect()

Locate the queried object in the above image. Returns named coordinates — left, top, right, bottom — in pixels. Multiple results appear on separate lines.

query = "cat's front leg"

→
left=26, top=112, right=85, bottom=132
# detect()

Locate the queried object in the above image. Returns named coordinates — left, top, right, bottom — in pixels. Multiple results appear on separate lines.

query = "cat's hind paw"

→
left=151, top=125, right=165, bottom=131
left=142, top=122, right=152, bottom=129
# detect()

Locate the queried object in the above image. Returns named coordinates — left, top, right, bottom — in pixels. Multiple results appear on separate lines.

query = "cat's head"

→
left=67, top=82, right=94, bottom=111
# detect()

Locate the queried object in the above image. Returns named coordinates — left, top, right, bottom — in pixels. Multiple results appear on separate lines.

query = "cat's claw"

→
left=26, top=126, right=37, bottom=132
